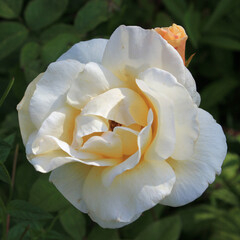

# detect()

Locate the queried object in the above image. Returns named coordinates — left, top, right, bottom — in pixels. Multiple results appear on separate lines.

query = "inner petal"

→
left=81, top=131, right=123, bottom=158
left=113, top=126, right=138, bottom=156
left=72, top=114, right=109, bottom=149
left=81, top=88, right=149, bottom=126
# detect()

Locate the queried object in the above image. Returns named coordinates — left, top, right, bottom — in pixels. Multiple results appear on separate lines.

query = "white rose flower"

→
left=17, top=25, right=227, bottom=228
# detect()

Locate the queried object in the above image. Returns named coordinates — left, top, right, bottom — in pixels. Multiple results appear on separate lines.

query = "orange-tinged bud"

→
left=155, top=24, right=188, bottom=64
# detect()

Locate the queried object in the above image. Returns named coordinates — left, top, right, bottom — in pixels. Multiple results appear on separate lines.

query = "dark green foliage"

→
left=0, top=0, right=240, bottom=239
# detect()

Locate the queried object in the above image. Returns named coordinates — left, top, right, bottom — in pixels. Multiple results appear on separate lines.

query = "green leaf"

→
left=0, top=133, right=15, bottom=163
left=8, top=199, right=52, bottom=221
left=7, top=222, right=31, bottom=240
left=20, top=42, right=40, bottom=68
left=201, top=35, right=240, bottom=51
left=74, top=0, right=109, bottom=34
left=0, top=21, right=28, bottom=60
left=211, top=188, right=239, bottom=206
left=0, top=0, right=23, bottom=19
left=41, top=33, right=79, bottom=65
left=204, top=0, right=235, bottom=31
left=15, top=163, right=38, bottom=200
left=184, top=5, right=201, bottom=48
left=20, top=42, right=42, bottom=81
left=29, top=174, right=69, bottom=212
left=0, top=163, right=11, bottom=184
left=0, top=77, right=14, bottom=107
left=221, top=153, right=239, bottom=180
left=59, top=206, right=86, bottom=240
left=162, top=0, right=187, bottom=22
left=24, top=0, right=68, bottom=31
left=41, top=23, right=80, bottom=42
left=154, top=12, right=173, bottom=27
left=135, top=215, right=182, bottom=240
left=200, top=78, right=239, bottom=109
left=88, top=226, right=119, bottom=240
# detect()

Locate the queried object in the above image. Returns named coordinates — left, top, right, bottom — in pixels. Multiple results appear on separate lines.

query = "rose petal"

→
left=67, top=62, right=126, bottom=109
left=102, top=25, right=185, bottom=86
left=137, top=68, right=199, bottom=161
left=184, top=68, right=201, bottom=106
left=29, top=60, right=83, bottom=128
left=160, top=108, right=227, bottom=206
left=82, top=88, right=149, bottom=126
left=82, top=158, right=175, bottom=228
left=102, top=109, right=153, bottom=187
left=31, top=152, right=120, bottom=173
left=50, top=163, right=91, bottom=213
left=36, top=106, right=79, bottom=145
left=57, top=38, right=108, bottom=64
left=81, top=131, right=123, bottom=158
left=136, top=79, right=176, bottom=160
left=113, top=126, right=139, bottom=155
left=72, top=114, right=109, bottom=148
left=17, top=73, right=42, bottom=145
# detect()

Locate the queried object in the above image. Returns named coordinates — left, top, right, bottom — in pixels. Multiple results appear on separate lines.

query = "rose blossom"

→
left=17, top=25, right=227, bottom=228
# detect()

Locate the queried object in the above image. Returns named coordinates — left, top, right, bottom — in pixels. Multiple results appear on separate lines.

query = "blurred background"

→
left=0, top=0, right=240, bottom=239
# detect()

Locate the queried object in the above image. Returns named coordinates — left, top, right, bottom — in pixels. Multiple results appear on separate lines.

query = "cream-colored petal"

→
left=26, top=132, right=99, bottom=161
left=82, top=158, right=175, bottom=228
left=57, top=38, right=108, bottom=64
left=17, top=74, right=42, bottom=145
left=136, top=79, right=176, bottom=161
left=137, top=68, right=199, bottom=161
left=36, top=106, right=79, bottom=145
left=81, top=131, right=123, bottom=158
left=31, top=152, right=120, bottom=173
left=29, top=60, right=83, bottom=128
left=72, top=115, right=109, bottom=148
left=102, top=25, right=185, bottom=86
left=184, top=68, right=201, bottom=106
left=160, top=108, right=227, bottom=206
left=50, top=163, right=91, bottom=213
left=67, top=62, right=126, bottom=109
left=82, top=88, right=149, bottom=126
left=102, top=109, right=153, bottom=187
left=113, top=127, right=138, bottom=155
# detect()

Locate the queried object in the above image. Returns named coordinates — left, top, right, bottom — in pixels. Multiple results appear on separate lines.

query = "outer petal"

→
left=82, top=159, right=176, bottom=228
left=137, top=68, right=199, bottom=161
left=102, top=25, right=185, bottom=85
left=29, top=60, right=83, bottom=128
left=50, top=163, right=91, bottom=213
left=160, top=108, right=227, bottom=206
left=67, top=62, right=126, bottom=109
left=82, top=88, right=149, bottom=126
left=17, top=73, right=42, bottom=145
left=184, top=68, right=201, bottom=106
left=57, top=38, right=108, bottom=64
